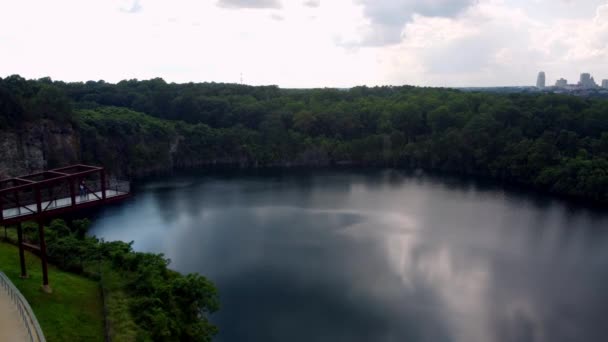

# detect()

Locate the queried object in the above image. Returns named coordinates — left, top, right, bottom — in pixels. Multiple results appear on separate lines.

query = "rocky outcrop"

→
left=0, top=121, right=80, bottom=178
left=0, top=120, right=338, bottom=179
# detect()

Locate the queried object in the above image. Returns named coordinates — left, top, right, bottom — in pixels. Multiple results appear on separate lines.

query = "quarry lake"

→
left=89, top=169, right=608, bottom=342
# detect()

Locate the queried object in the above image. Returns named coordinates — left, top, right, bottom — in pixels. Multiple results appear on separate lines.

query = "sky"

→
left=0, top=0, right=606, bottom=88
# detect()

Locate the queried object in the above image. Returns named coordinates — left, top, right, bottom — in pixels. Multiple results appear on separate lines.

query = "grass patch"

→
left=100, top=262, right=140, bottom=341
left=0, top=241, right=105, bottom=342
left=2, top=219, right=219, bottom=341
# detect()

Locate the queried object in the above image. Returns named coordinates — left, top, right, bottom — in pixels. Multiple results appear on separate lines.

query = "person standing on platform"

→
left=79, top=180, right=85, bottom=200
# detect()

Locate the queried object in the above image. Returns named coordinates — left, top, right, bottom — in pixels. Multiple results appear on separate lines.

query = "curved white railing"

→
left=0, top=272, right=46, bottom=342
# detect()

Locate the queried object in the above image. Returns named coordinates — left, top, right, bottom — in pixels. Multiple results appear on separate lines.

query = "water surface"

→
left=89, top=169, right=608, bottom=342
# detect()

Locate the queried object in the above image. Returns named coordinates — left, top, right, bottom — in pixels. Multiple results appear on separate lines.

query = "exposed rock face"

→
left=0, top=121, right=337, bottom=179
left=0, top=121, right=80, bottom=178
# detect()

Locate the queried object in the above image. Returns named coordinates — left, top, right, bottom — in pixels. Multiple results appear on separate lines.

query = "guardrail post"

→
left=15, top=191, right=21, bottom=215
left=69, top=178, right=76, bottom=206
left=35, top=187, right=41, bottom=214
left=17, top=222, right=28, bottom=278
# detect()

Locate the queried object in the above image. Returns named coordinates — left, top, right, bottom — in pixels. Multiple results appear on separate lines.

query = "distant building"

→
left=536, top=71, right=546, bottom=88
left=602, top=79, right=608, bottom=89
left=555, top=78, right=568, bottom=88
left=578, top=73, right=598, bottom=88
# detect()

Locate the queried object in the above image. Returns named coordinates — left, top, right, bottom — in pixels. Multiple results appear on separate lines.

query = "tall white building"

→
left=536, top=71, right=546, bottom=88
left=579, top=73, right=598, bottom=88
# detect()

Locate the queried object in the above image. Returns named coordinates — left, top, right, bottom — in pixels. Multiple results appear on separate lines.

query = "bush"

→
left=39, top=219, right=219, bottom=341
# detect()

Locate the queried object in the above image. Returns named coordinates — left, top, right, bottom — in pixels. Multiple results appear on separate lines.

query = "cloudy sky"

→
left=0, top=0, right=606, bottom=87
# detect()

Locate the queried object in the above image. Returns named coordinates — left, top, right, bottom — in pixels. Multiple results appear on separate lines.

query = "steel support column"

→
left=35, top=187, right=51, bottom=293
left=38, top=220, right=50, bottom=292
left=17, top=222, right=27, bottom=278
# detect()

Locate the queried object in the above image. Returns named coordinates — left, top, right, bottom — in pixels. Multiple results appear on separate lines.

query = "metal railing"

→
left=0, top=272, right=46, bottom=342
left=107, top=179, right=130, bottom=195
left=1, top=179, right=131, bottom=220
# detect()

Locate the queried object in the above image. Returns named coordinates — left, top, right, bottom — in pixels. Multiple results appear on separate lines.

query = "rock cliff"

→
left=0, top=121, right=80, bottom=178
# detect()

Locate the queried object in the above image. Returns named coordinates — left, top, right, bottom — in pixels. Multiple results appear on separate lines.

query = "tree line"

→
left=1, top=74, right=607, bottom=202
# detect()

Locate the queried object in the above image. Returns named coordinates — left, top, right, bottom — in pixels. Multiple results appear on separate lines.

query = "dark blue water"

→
left=89, top=169, right=608, bottom=342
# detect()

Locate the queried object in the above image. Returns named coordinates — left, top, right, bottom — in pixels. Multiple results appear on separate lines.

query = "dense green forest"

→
left=1, top=74, right=608, bottom=203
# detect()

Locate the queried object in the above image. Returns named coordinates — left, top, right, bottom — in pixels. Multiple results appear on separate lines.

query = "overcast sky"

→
left=0, top=0, right=606, bottom=87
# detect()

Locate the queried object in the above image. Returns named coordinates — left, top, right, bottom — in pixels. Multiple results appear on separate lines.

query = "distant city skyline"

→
left=1, top=0, right=608, bottom=88
left=537, top=71, right=608, bottom=89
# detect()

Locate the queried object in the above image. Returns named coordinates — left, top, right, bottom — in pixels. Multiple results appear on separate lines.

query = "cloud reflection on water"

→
left=90, top=170, right=608, bottom=342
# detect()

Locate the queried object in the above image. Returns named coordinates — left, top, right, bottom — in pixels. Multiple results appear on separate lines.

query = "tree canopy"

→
left=1, top=75, right=608, bottom=203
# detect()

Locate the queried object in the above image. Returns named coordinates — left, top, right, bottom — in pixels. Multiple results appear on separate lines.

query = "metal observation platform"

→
left=0, top=164, right=130, bottom=292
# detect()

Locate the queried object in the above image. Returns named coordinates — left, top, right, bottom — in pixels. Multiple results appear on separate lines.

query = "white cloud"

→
left=0, top=0, right=606, bottom=87
left=377, top=0, right=608, bottom=86
left=352, top=0, right=478, bottom=45
left=120, top=0, right=143, bottom=13
left=217, top=0, right=282, bottom=9
left=303, top=0, right=320, bottom=8
left=538, top=3, right=608, bottom=64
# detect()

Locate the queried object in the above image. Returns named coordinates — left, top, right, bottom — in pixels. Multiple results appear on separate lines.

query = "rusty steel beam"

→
left=0, top=172, right=96, bottom=195
left=0, top=165, right=103, bottom=195
left=47, top=170, right=69, bottom=177
left=36, top=169, right=100, bottom=187
left=19, top=170, right=59, bottom=180
left=50, top=164, right=102, bottom=173
left=0, top=178, right=18, bottom=186
left=0, top=183, right=35, bottom=195
left=0, top=177, right=32, bottom=185
left=0, top=179, right=34, bottom=192
left=13, top=177, right=36, bottom=184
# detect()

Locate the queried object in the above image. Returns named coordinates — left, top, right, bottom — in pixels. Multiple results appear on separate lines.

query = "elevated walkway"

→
left=0, top=272, right=45, bottom=342
left=0, top=164, right=130, bottom=226
left=1, top=189, right=128, bottom=224
left=0, top=164, right=131, bottom=290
